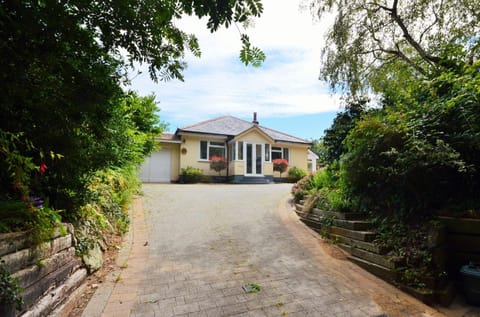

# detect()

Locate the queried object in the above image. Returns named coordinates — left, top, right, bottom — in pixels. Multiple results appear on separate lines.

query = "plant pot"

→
left=460, top=263, right=480, bottom=306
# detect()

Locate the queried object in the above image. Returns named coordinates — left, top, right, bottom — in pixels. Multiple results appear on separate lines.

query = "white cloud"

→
left=129, top=0, right=339, bottom=129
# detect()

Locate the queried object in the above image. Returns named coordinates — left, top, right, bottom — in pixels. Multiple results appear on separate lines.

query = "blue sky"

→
left=128, top=0, right=341, bottom=140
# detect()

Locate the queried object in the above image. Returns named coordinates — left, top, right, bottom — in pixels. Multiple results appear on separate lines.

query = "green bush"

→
left=287, top=167, right=307, bottom=183
left=180, top=167, right=205, bottom=184
left=0, top=261, right=24, bottom=311
left=0, top=198, right=64, bottom=245
left=341, top=66, right=480, bottom=217
left=73, top=166, right=138, bottom=255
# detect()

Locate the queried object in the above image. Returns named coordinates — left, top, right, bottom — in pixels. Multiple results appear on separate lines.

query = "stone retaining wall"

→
left=0, top=225, right=86, bottom=316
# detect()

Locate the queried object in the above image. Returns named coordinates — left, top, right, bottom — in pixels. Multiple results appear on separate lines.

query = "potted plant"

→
left=0, top=262, right=24, bottom=317
left=209, top=156, right=227, bottom=176
left=273, top=158, right=289, bottom=178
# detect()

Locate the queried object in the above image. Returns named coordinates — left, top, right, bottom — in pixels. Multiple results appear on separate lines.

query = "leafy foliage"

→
left=309, top=138, right=329, bottom=167
left=0, top=261, right=24, bottom=310
left=73, top=166, right=138, bottom=255
left=323, top=96, right=369, bottom=164
left=240, top=34, right=266, bottom=67
left=287, top=167, right=307, bottom=183
left=309, top=0, right=480, bottom=93
left=342, top=63, right=480, bottom=216
left=180, top=167, right=205, bottom=184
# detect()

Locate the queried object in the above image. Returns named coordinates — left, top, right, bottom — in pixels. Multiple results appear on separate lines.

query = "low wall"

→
left=0, top=225, right=86, bottom=316
left=440, top=217, right=480, bottom=276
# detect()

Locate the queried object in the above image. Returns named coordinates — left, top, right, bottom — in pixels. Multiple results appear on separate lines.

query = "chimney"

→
left=252, top=112, right=259, bottom=125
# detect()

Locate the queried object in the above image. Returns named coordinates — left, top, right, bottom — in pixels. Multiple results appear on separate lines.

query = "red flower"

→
left=39, top=163, right=48, bottom=175
left=209, top=156, right=227, bottom=173
left=272, top=158, right=289, bottom=175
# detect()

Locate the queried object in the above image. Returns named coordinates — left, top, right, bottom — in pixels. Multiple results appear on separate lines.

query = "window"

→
left=237, top=141, right=244, bottom=160
left=229, top=143, right=236, bottom=162
left=264, top=144, right=270, bottom=162
left=271, top=146, right=289, bottom=161
left=271, top=146, right=282, bottom=160
left=283, top=148, right=289, bottom=161
left=199, top=141, right=225, bottom=160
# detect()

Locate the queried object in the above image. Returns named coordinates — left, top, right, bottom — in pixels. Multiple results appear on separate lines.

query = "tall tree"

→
left=0, top=0, right=265, bottom=209
left=323, top=96, right=369, bottom=164
left=309, top=0, right=480, bottom=93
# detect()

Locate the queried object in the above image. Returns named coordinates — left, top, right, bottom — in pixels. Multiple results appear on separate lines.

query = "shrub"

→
left=180, top=166, right=204, bottom=184
left=323, top=95, right=369, bottom=164
left=73, top=166, right=137, bottom=255
left=287, top=167, right=307, bottom=183
left=0, top=261, right=24, bottom=311
left=209, top=156, right=227, bottom=175
left=273, top=159, right=288, bottom=178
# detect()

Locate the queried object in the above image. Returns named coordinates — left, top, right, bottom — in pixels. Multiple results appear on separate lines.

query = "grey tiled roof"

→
left=177, top=116, right=310, bottom=144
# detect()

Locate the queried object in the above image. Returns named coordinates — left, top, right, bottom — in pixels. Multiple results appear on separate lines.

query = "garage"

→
left=139, top=149, right=171, bottom=182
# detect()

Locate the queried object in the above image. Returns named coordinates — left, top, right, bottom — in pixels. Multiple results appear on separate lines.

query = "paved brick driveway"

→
left=88, top=184, right=445, bottom=317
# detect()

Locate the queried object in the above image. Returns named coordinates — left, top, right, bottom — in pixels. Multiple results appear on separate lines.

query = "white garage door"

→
left=139, top=149, right=171, bottom=182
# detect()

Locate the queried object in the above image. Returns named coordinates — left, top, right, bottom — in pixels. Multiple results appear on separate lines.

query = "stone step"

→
left=329, top=234, right=389, bottom=254
left=333, top=219, right=372, bottom=231
left=232, top=176, right=273, bottom=184
left=329, top=226, right=376, bottom=242
left=311, top=208, right=367, bottom=220
left=347, top=255, right=398, bottom=282
left=349, top=247, right=398, bottom=269
left=295, top=204, right=304, bottom=212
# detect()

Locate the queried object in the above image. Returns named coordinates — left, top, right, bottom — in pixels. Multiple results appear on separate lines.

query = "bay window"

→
left=200, top=141, right=226, bottom=160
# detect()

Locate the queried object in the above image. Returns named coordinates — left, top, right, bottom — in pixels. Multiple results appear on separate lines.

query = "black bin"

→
left=460, top=263, right=480, bottom=306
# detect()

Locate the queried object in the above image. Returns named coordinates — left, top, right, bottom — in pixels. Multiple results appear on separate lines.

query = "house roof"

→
left=176, top=115, right=311, bottom=145
left=308, top=149, right=319, bottom=159
left=156, top=133, right=182, bottom=143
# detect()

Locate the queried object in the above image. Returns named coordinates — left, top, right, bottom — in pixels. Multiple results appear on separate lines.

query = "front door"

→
left=245, top=143, right=263, bottom=176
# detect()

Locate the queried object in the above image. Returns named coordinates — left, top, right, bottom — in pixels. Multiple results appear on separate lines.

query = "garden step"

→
left=349, top=247, right=398, bottom=269
left=337, top=243, right=353, bottom=254
left=295, top=203, right=304, bottom=212
left=333, top=219, right=372, bottom=231
left=328, top=234, right=389, bottom=254
left=329, top=226, right=376, bottom=242
left=439, top=216, right=480, bottom=235
left=0, top=231, right=30, bottom=257
left=303, top=212, right=322, bottom=222
left=299, top=217, right=322, bottom=231
left=311, top=208, right=367, bottom=221
left=347, top=255, right=398, bottom=282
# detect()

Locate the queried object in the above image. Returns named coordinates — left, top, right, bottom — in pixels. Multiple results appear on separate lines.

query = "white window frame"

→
left=264, top=144, right=271, bottom=162
left=199, top=140, right=226, bottom=160
left=236, top=141, right=244, bottom=160
left=271, top=146, right=289, bottom=161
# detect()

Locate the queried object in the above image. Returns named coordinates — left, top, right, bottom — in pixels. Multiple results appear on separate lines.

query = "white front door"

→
left=245, top=143, right=263, bottom=176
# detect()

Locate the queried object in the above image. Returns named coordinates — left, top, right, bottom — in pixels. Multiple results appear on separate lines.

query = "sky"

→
left=129, top=0, right=342, bottom=140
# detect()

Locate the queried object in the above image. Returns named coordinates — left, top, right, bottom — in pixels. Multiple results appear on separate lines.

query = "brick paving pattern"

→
left=91, top=184, right=446, bottom=317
